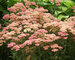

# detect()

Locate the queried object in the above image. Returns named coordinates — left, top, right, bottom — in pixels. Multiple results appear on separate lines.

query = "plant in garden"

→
left=30, top=0, right=75, bottom=20
left=0, top=0, right=23, bottom=31
left=0, top=0, right=75, bottom=60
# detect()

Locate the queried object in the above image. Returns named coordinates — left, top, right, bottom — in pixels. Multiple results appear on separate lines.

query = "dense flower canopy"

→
left=0, top=0, right=75, bottom=54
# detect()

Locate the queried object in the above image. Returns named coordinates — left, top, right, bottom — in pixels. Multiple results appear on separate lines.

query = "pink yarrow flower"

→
left=7, top=42, right=16, bottom=48
left=0, top=24, right=1, bottom=28
left=35, top=43, right=40, bottom=46
left=52, top=49, right=58, bottom=52
left=3, top=14, right=9, bottom=19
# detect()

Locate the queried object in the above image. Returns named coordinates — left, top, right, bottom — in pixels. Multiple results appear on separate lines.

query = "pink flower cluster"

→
left=72, top=6, right=75, bottom=9
left=43, top=44, right=63, bottom=52
left=72, top=6, right=75, bottom=12
left=0, top=24, right=1, bottom=29
left=3, top=14, right=9, bottom=19
left=50, top=0, right=61, bottom=6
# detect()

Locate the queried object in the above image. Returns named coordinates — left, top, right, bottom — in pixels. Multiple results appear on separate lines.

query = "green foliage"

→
left=0, top=43, right=12, bottom=60
left=29, top=0, right=75, bottom=20
left=0, top=0, right=23, bottom=27
left=7, top=0, right=23, bottom=7
left=0, top=0, right=8, bottom=16
left=0, top=0, right=75, bottom=20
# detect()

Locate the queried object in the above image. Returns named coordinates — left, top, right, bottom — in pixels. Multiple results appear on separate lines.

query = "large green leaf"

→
left=55, top=11, right=62, bottom=16
left=58, top=15, right=69, bottom=20
left=61, top=0, right=75, bottom=8
left=37, top=1, right=50, bottom=5
left=43, top=0, right=49, bottom=2
left=61, top=6, right=68, bottom=12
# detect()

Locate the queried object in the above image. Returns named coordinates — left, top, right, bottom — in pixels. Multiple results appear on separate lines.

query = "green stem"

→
left=39, top=47, right=41, bottom=60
